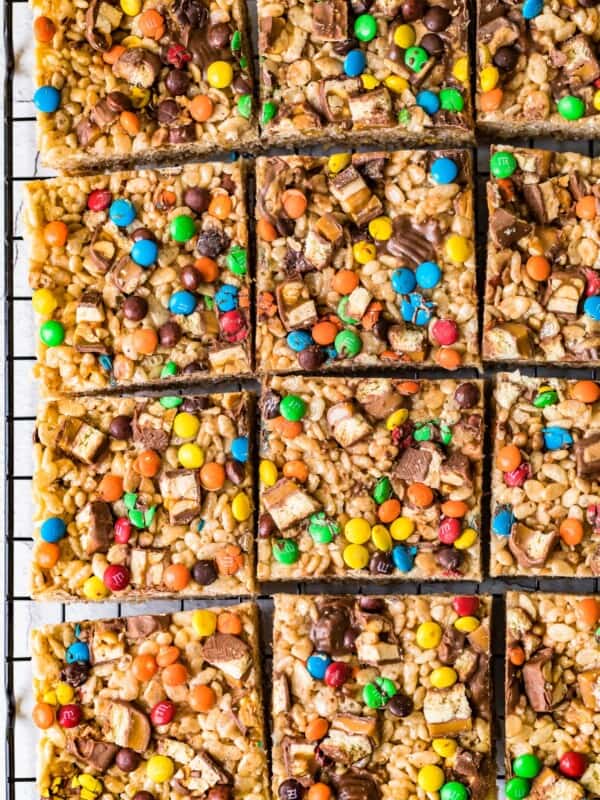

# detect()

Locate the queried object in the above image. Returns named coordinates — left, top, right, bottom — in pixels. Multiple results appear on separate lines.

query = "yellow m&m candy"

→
left=207, top=61, right=233, bottom=89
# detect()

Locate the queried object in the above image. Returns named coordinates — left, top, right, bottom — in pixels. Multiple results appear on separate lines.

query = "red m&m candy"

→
left=151, top=700, right=175, bottom=726
left=87, top=189, right=112, bottom=212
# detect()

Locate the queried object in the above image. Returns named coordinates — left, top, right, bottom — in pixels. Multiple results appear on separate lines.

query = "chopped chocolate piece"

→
left=334, top=772, right=380, bottom=800
left=106, top=700, right=151, bottom=753
left=276, top=280, right=318, bottom=331
left=394, top=447, right=432, bottom=483
left=326, top=402, right=372, bottom=448
left=158, top=469, right=202, bottom=524
left=561, top=34, right=600, bottom=89
left=201, top=633, right=251, bottom=679
left=522, top=648, right=566, bottom=712
left=440, top=453, right=472, bottom=487
left=329, top=166, right=383, bottom=227
left=529, top=767, right=585, bottom=800
left=310, top=598, right=354, bottom=655
left=437, top=626, right=466, bottom=665
left=132, top=407, right=172, bottom=451
left=78, top=500, right=113, bottom=555
left=489, top=208, right=531, bottom=248
left=508, top=524, right=559, bottom=569
left=76, top=290, right=106, bottom=324
left=56, top=418, right=107, bottom=465
left=263, top=479, right=321, bottom=531
left=544, top=271, right=585, bottom=318
left=67, top=737, right=119, bottom=771
left=126, top=615, right=167, bottom=639
left=348, top=88, right=394, bottom=129
left=282, top=737, right=318, bottom=777
left=312, top=0, right=347, bottom=41
left=355, top=380, right=402, bottom=419
left=386, top=215, right=440, bottom=267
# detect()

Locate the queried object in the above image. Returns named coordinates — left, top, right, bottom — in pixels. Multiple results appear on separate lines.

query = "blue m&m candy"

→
left=401, top=293, right=434, bottom=325
left=130, top=238, right=158, bottom=267
left=109, top=199, right=136, bottom=227
left=584, top=296, right=600, bottom=320
left=66, top=642, right=90, bottom=663
left=287, top=330, right=313, bottom=352
left=391, top=268, right=416, bottom=294
left=392, top=544, right=417, bottom=572
left=430, top=157, right=458, bottom=185
left=215, top=284, right=239, bottom=312
left=169, top=290, right=198, bottom=315
left=306, top=652, right=332, bottom=680
left=492, top=506, right=515, bottom=537
left=542, top=426, right=573, bottom=451
left=344, top=49, right=366, bottom=77
left=416, top=261, right=442, bottom=290
left=522, top=0, right=543, bottom=19
left=416, top=90, right=440, bottom=115
left=231, top=436, right=249, bottom=463
left=34, top=86, right=61, bottom=113
left=41, top=517, right=66, bottom=543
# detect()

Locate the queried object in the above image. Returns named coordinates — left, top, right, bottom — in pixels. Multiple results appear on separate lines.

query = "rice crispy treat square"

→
left=505, top=592, right=600, bottom=800
left=256, top=151, right=478, bottom=373
left=32, top=391, right=256, bottom=600
left=272, top=593, right=495, bottom=800
left=476, top=0, right=600, bottom=140
left=483, top=146, right=600, bottom=366
left=257, top=0, right=474, bottom=147
left=26, top=162, right=251, bottom=396
left=258, top=376, right=484, bottom=582
left=32, top=0, right=257, bottom=173
left=31, top=603, right=269, bottom=800
left=491, top=372, right=600, bottom=577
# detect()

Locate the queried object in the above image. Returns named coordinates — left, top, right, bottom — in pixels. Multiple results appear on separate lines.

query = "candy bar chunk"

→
left=329, top=166, right=382, bottom=227
left=263, top=479, right=321, bottom=531
left=575, top=433, right=600, bottom=478
left=423, top=683, right=473, bottom=736
left=545, top=271, right=585, bottom=317
left=326, top=402, right=372, bottom=448
left=509, top=525, right=559, bottom=570
left=201, top=632, right=251, bottom=679
left=57, top=418, right=107, bottom=465
left=312, top=0, right=347, bottom=41
left=577, top=668, right=600, bottom=711
left=158, top=469, right=202, bottom=524
left=32, top=392, right=255, bottom=600
left=529, top=768, right=585, bottom=800
left=31, top=605, right=268, bottom=800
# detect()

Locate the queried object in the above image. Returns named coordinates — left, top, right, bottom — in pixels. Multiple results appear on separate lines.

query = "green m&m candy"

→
left=505, top=777, right=531, bottom=800
left=308, top=512, right=340, bottom=544
left=160, top=396, right=183, bottom=408
left=405, top=46, right=428, bottom=72
left=490, top=151, right=517, bottom=179
left=226, top=246, right=247, bottom=275
left=440, top=423, right=452, bottom=444
left=231, top=29, right=241, bottom=50
left=557, top=95, right=585, bottom=121
left=272, top=538, right=299, bottom=564
left=373, top=477, right=392, bottom=504
left=280, top=394, right=306, bottom=422
left=512, top=753, right=542, bottom=779
left=440, top=782, right=469, bottom=800
left=354, top=13, right=377, bottom=41
left=161, top=361, right=178, bottom=378
left=414, top=423, right=433, bottom=442
left=337, top=296, right=360, bottom=325
left=335, top=329, right=362, bottom=358
left=124, top=492, right=137, bottom=511
left=439, top=87, right=464, bottom=112
left=40, top=319, right=65, bottom=347
left=170, top=214, right=196, bottom=242
left=261, top=101, right=277, bottom=125
left=363, top=676, right=397, bottom=708
left=237, top=94, right=252, bottom=119
left=533, top=388, right=558, bottom=408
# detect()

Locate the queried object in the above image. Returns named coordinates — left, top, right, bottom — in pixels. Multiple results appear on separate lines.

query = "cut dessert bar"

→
left=26, top=162, right=250, bottom=396
left=483, top=146, right=600, bottom=366
left=256, top=151, right=478, bottom=373
left=491, top=373, right=600, bottom=578
left=476, top=0, right=600, bottom=139
left=272, top=593, right=495, bottom=800
left=31, top=603, right=269, bottom=800
left=257, top=0, right=474, bottom=147
left=32, top=391, right=255, bottom=600
left=505, top=592, right=600, bottom=800
left=32, top=0, right=256, bottom=172
left=258, top=376, right=483, bottom=581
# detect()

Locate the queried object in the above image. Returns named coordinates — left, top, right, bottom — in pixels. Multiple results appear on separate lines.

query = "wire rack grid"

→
left=6, top=1, right=600, bottom=798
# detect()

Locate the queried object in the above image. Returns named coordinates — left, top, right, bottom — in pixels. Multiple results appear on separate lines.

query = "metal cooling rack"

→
left=6, top=1, right=600, bottom=796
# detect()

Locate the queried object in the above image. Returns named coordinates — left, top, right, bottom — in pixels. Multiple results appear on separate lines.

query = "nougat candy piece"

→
left=423, top=683, right=473, bottom=736
left=263, top=479, right=321, bottom=531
